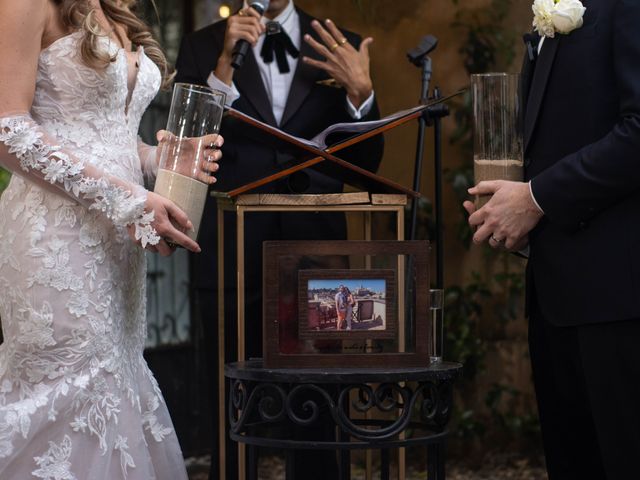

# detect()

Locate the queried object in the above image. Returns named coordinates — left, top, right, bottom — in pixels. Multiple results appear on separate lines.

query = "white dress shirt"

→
left=207, top=0, right=374, bottom=125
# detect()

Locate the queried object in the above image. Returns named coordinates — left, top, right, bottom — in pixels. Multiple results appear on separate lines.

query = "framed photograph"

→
left=263, top=240, right=430, bottom=368
left=298, top=269, right=396, bottom=340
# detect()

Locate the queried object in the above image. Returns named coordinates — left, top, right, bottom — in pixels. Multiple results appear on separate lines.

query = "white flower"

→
left=1, top=120, right=43, bottom=157
left=532, top=0, right=586, bottom=38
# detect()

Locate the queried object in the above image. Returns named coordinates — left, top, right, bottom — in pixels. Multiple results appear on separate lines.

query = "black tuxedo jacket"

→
left=523, top=0, right=640, bottom=326
left=175, top=7, right=383, bottom=196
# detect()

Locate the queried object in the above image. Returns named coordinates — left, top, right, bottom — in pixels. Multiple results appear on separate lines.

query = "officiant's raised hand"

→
left=302, top=19, right=374, bottom=109
left=464, top=180, right=543, bottom=250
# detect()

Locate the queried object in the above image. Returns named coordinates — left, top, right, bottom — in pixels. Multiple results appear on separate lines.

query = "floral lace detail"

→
left=32, top=435, right=76, bottom=480
left=0, top=116, right=160, bottom=248
left=141, top=395, right=173, bottom=443
left=114, top=435, right=136, bottom=478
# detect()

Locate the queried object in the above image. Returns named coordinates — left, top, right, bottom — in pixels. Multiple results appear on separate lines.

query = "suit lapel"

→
left=280, top=10, right=324, bottom=128
left=520, top=32, right=539, bottom=114
left=524, top=36, right=559, bottom=151
left=233, top=49, right=279, bottom=127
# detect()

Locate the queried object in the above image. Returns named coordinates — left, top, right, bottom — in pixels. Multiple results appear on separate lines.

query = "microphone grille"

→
left=249, top=0, right=270, bottom=14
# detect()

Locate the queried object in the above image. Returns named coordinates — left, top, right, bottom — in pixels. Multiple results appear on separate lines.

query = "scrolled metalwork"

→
left=228, top=378, right=455, bottom=441
left=228, top=380, right=287, bottom=434
left=285, top=384, right=335, bottom=427
left=416, top=380, right=453, bottom=429
left=336, top=383, right=413, bottom=441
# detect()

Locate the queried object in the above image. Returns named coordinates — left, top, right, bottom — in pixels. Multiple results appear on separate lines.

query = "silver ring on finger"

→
left=490, top=234, right=504, bottom=244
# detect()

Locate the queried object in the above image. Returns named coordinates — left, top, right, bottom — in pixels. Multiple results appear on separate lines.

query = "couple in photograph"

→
left=334, top=285, right=355, bottom=330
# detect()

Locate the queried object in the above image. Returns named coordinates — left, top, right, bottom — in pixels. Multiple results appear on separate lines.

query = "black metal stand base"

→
left=225, top=360, right=462, bottom=479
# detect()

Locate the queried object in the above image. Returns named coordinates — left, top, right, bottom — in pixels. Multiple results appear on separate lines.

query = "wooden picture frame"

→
left=298, top=269, right=397, bottom=340
left=263, top=240, right=430, bottom=368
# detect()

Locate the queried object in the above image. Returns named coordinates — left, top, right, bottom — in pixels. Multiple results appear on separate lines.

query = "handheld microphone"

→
left=231, top=0, right=270, bottom=70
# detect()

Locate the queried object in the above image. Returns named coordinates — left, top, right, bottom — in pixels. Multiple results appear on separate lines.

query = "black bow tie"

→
left=260, top=21, right=299, bottom=74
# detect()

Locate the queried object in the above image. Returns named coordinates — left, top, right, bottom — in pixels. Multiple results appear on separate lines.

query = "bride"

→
left=0, top=0, right=222, bottom=478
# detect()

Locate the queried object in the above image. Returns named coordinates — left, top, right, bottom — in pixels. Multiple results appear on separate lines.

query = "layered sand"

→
left=474, top=159, right=523, bottom=208
left=154, top=169, right=208, bottom=241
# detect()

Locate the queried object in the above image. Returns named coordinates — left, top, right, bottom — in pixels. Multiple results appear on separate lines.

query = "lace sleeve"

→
left=0, top=113, right=160, bottom=247
left=137, top=136, right=158, bottom=190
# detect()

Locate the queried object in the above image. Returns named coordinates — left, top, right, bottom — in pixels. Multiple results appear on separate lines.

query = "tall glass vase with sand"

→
left=471, top=73, right=523, bottom=208
left=154, top=83, right=225, bottom=243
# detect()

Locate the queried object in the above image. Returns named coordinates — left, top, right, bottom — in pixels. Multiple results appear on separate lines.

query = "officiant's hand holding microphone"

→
left=214, top=4, right=267, bottom=85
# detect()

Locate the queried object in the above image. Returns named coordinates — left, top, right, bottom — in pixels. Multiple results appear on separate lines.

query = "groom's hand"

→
left=465, top=180, right=543, bottom=250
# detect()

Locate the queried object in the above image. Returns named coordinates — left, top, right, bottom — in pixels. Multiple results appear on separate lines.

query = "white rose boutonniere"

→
left=532, top=0, right=586, bottom=38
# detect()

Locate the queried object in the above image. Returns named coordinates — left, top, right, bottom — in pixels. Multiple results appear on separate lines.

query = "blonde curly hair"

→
left=53, top=0, right=174, bottom=89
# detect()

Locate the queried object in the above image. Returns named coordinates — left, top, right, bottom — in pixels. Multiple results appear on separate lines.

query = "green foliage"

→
left=453, top=408, right=487, bottom=439
left=444, top=276, right=490, bottom=381
left=0, top=168, right=10, bottom=193
left=451, top=0, right=517, bottom=74
left=485, top=383, right=540, bottom=437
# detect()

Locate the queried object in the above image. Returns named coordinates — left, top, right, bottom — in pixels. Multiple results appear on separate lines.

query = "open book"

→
left=222, top=90, right=464, bottom=198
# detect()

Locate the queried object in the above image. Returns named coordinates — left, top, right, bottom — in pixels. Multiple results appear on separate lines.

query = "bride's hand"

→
left=128, top=191, right=201, bottom=256
left=156, top=131, right=224, bottom=184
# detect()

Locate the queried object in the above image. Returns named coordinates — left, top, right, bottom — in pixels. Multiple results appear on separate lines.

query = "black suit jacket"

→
left=523, top=0, right=640, bottom=326
left=175, top=7, right=383, bottom=195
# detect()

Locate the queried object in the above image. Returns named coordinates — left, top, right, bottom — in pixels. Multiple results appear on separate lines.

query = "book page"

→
left=224, top=90, right=463, bottom=151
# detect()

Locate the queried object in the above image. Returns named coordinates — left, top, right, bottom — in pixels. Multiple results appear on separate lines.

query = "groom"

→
left=465, top=0, right=640, bottom=478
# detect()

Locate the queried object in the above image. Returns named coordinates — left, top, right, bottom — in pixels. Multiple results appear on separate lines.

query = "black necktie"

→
left=260, top=21, right=299, bottom=74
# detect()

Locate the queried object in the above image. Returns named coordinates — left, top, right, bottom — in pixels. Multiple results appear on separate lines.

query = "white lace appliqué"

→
left=0, top=116, right=160, bottom=248
left=32, top=435, right=76, bottom=480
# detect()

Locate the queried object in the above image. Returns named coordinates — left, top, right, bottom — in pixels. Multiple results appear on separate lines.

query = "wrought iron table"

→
left=225, top=360, right=463, bottom=480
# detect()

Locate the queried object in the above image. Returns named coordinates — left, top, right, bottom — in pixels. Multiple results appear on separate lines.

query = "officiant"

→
left=174, top=0, right=383, bottom=477
left=176, top=0, right=383, bottom=358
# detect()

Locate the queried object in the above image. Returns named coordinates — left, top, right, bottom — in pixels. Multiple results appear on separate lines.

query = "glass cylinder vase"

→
left=471, top=73, right=523, bottom=208
left=154, top=83, right=226, bottom=242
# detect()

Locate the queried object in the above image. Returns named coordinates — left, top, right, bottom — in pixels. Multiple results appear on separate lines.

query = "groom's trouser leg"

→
left=528, top=299, right=604, bottom=480
left=530, top=298, right=640, bottom=479
left=576, top=317, right=640, bottom=479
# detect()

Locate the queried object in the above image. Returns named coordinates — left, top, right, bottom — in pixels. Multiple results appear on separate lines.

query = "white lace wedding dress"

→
left=0, top=31, right=189, bottom=479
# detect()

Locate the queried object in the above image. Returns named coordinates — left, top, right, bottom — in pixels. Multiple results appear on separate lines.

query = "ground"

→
left=185, top=452, right=548, bottom=479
